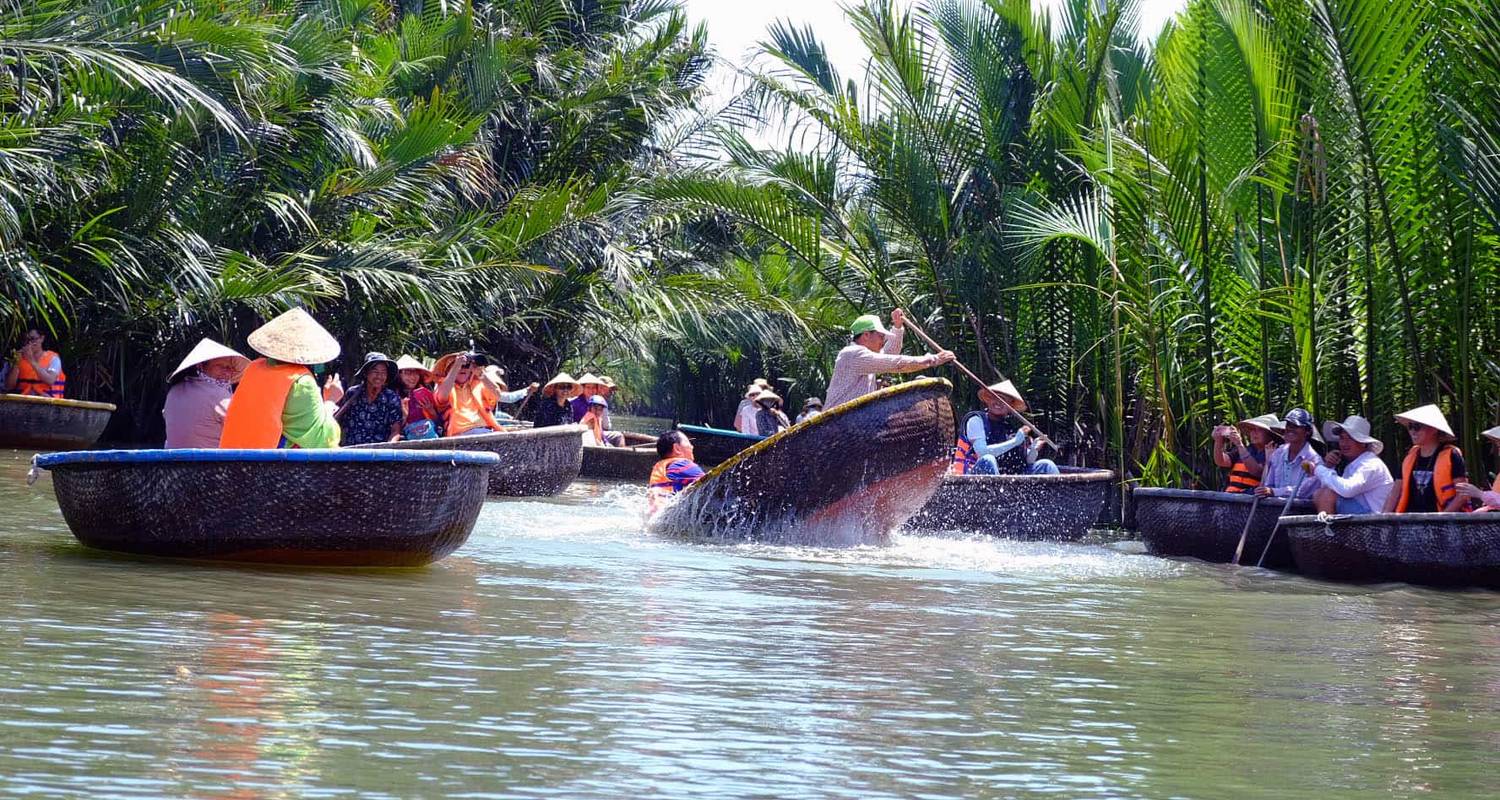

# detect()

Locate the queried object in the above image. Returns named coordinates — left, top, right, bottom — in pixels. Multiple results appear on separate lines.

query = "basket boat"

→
left=678, top=424, right=763, bottom=468
left=647, top=379, right=955, bottom=547
left=906, top=467, right=1116, bottom=540
left=33, top=448, right=498, bottom=566
left=0, top=394, right=116, bottom=450
left=350, top=425, right=583, bottom=496
left=1133, top=487, right=1313, bottom=569
left=580, top=431, right=657, bottom=480
left=1283, top=513, right=1500, bottom=588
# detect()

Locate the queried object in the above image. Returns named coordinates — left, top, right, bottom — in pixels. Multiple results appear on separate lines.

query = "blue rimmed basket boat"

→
left=677, top=424, right=763, bottom=468
left=647, top=379, right=955, bottom=547
left=0, top=394, right=116, bottom=450
left=906, top=467, right=1116, bottom=540
left=1133, top=487, right=1314, bottom=570
left=1283, top=512, right=1500, bottom=588
left=350, top=425, right=584, bottom=497
left=32, top=448, right=499, bottom=566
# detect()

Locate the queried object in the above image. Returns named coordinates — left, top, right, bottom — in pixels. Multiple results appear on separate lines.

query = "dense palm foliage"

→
left=656, top=0, right=1500, bottom=488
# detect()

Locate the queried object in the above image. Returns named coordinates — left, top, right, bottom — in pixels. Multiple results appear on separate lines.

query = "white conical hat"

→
left=576, top=373, right=605, bottom=387
left=169, top=338, right=249, bottom=382
left=246, top=308, right=340, bottom=365
left=542, top=372, right=578, bottom=397
left=980, top=380, right=1026, bottom=411
left=1394, top=404, right=1456, bottom=439
left=1322, top=415, right=1384, bottom=455
left=1483, top=425, right=1500, bottom=444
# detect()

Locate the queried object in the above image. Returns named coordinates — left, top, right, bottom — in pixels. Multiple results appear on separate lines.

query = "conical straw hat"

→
left=246, top=308, right=340, bottom=365
left=576, top=373, right=605, bottom=387
left=395, top=355, right=434, bottom=382
left=169, top=338, right=249, bottom=382
left=1482, top=425, right=1500, bottom=444
left=979, top=380, right=1026, bottom=411
left=1394, top=404, right=1456, bottom=439
left=542, top=372, right=578, bottom=397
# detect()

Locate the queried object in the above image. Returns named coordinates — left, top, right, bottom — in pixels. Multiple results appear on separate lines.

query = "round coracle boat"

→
left=678, top=424, right=763, bottom=468
left=1283, top=512, right=1500, bottom=589
left=906, top=467, right=1116, bottom=540
left=33, top=448, right=498, bottom=566
left=0, top=394, right=116, bottom=450
left=1133, top=487, right=1313, bottom=569
left=580, top=431, right=657, bottom=481
left=647, top=379, right=955, bottom=547
left=350, top=425, right=583, bottom=496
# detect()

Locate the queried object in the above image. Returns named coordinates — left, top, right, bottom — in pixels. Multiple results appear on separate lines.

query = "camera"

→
left=462, top=351, right=489, bottom=367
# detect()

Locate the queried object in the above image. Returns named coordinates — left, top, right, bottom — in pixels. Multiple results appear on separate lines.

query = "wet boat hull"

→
left=579, top=432, right=657, bottom=480
left=350, top=425, right=583, bottom=496
left=907, top=468, right=1115, bottom=540
left=1284, top=513, right=1500, bottom=588
left=1133, top=487, right=1312, bottom=569
left=0, top=394, right=115, bottom=450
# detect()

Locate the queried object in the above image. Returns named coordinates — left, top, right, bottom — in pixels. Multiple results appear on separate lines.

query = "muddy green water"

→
left=3, top=448, right=1500, bottom=798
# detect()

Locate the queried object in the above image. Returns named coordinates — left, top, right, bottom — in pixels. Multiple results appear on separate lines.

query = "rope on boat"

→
left=26, top=455, right=40, bottom=486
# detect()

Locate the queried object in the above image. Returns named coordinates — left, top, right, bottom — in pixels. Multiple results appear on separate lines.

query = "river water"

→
left=4, top=447, right=1500, bottom=798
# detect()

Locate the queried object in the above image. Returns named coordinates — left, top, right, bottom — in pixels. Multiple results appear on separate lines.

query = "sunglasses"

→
left=1406, top=421, right=1427, bottom=432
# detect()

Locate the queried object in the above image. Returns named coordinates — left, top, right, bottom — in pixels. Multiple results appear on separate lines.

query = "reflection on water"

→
left=4, top=447, right=1500, bottom=798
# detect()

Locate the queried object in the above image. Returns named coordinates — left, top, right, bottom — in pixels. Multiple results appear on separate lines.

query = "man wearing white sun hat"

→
left=1302, top=414, right=1393, bottom=515
left=1386, top=404, right=1470, bottom=513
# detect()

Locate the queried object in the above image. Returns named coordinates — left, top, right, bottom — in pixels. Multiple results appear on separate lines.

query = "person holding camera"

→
left=5, top=327, right=66, bottom=398
left=433, top=350, right=505, bottom=437
left=1212, top=415, right=1279, bottom=493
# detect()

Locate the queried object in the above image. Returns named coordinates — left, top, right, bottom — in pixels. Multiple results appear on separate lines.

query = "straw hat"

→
left=542, top=372, right=578, bottom=397
left=483, top=365, right=507, bottom=388
left=803, top=397, right=823, bottom=409
left=246, top=308, right=340, bottom=365
left=394, top=355, right=434, bottom=382
left=1482, top=425, right=1500, bottom=444
left=1237, top=413, right=1284, bottom=442
left=754, top=389, right=782, bottom=404
left=169, top=338, right=250, bottom=383
left=1322, top=415, right=1384, bottom=455
left=352, top=352, right=399, bottom=384
left=1394, top=404, right=1456, bottom=439
left=600, top=375, right=617, bottom=389
left=979, top=380, right=1026, bottom=412
left=576, top=373, right=605, bottom=388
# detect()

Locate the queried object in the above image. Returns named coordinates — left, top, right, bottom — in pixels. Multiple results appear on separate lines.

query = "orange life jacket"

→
left=1224, top=449, right=1263, bottom=493
left=14, top=350, right=65, bottom=397
left=950, top=436, right=974, bottom=475
left=442, top=380, right=500, bottom=436
left=1396, top=444, right=1462, bottom=513
left=646, top=457, right=702, bottom=517
left=219, top=359, right=308, bottom=448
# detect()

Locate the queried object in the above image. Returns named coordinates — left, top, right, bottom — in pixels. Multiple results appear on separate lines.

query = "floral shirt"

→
left=339, top=386, right=403, bottom=446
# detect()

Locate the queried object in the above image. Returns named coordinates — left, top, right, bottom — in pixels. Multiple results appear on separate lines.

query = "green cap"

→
left=849, top=314, right=890, bottom=337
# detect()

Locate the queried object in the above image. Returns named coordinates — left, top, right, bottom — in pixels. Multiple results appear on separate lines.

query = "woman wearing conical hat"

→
left=163, top=338, right=250, bottom=449
left=1456, top=426, right=1500, bottom=511
left=219, top=308, right=345, bottom=449
left=533, top=372, right=578, bottom=428
left=1212, top=413, right=1282, bottom=494
left=1386, top=404, right=1470, bottom=513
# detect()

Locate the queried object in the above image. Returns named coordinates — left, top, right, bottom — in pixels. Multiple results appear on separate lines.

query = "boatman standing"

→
left=823, top=309, right=953, bottom=410
left=219, top=308, right=344, bottom=449
left=646, top=430, right=705, bottom=517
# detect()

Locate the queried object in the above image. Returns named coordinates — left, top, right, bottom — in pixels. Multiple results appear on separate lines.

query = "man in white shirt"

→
left=1304, top=415, right=1393, bottom=514
left=823, top=309, right=953, bottom=409
left=1255, top=408, right=1321, bottom=500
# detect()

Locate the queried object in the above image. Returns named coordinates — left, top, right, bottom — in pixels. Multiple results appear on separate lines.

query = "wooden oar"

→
left=903, top=318, right=1056, bottom=451
left=1230, top=495, right=1263, bottom=565
left=1255, top=476, right=1308, bottom=568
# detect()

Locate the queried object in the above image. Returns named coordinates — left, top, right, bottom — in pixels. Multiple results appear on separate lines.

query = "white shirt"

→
left=734, top=398, right=758, bottom=433
left=1262, top=442, right=1319, bottom=499
left=965, top=414, right=1036, bottom=463
left=823, top=327, right=937, bottom=409
left=1313, top=450, right=1394, bottom=511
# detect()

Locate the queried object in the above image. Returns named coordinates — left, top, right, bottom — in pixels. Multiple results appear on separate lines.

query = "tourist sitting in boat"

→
left=1212, top=414, right=1280, bottom=493
left=220, top=308, right=344, bottom=449
left=951, top=381, right=1059, bottom=475
left=734, top=379, right=770, bottom=433
left=4, top=327, right=65, bottom=398
left=534, top=373, right=578, bottom=428
left=1385, top=404, right=1469, bottom=513
left=396, top=355, right=442, bottom=439
left=163, top=339, right=250, bottom=449
left=1255, top=408, right=1321, bottom=500
left=753, top=390, right=791, bottom=436
left=824, top=309, right=954, bottom=409
left=336, top=352, right=405, bottom=445
left=646, top=430, right=705, bottom=517
left=796, top=397, right=823, bottom=424
left=580, top=394, right=615, bottom=446
left=433, top=351, right=505, bottom=437
left=1301, top=415, right=1393, bottom=514
left=1456, top=425, right=1500, bottom=511
left=569, top=374, right=607, bottom=422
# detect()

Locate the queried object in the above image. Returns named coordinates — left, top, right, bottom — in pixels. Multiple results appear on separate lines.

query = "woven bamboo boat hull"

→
left=906, top=467, right=1115, bottom=540
left=0, top=394, right=116, bottom=450
left=678, top=424, right=763, bottom=468
left=647, top=379, right=955, bottom=546
left=1284, top=513, right=1500, bottom=588
left=580, top=438, right=658, bottom=481
left=351, top=426, right=583, bottom=496
left=34, top=449, right=498, bottom=566
left=1133, top=487, right=1313, bottom=569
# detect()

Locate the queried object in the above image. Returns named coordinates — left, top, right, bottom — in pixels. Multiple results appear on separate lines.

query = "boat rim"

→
left=1, top=393, right=117, bottom=412
left=350, top=424, right=585, bottom=448
left=677, top=424, right=765, bottom=442
left=1280, top=512, right=1500, bottom=527
left=34, top=448, right=501, bottom=468
left=1132, top=486, right=1274, bottom=505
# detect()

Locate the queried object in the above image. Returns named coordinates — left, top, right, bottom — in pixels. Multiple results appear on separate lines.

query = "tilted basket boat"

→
left=350, top=425, right=583, bottom=496
left=1133, top=487, right=1313, bottom=569
left=0, top=394, right=116, bottom=450
left=906, top=467, right=1116, bottom=540
left=647, top=379, right=955, bottom=547
left=1283, top=512, right=1500, bottom=588
left=33, top=448, right=498, bottom=566
left=677, top=424, right=763, bottom=468
left=580, top=431, right=657, bottom=481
